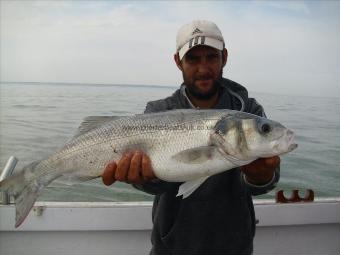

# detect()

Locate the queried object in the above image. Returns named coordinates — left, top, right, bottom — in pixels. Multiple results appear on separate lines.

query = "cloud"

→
left=256, top=1, right=310, bottom=14
left=1, top=1, right=339, bottom=97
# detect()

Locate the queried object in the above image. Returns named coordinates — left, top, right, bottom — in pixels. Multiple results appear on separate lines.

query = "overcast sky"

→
left=1, top=0, right=339, bottom=97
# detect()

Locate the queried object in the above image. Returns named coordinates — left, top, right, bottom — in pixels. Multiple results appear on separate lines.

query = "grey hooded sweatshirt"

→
left=134, top=78, right=280, bottom=255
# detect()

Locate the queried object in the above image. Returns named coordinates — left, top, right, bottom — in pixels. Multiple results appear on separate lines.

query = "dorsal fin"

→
left=75, top=116, right=125, bottom=136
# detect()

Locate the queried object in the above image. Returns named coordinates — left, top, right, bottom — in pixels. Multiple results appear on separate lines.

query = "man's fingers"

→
left=244, top=156, right=280, bottom=171
left=142, top=153, right=155, bottom=181
left=240, top=156, right=280, bottom=185
left=107, top=151, right=154, bottom=184
left=116, top=152, right=133, bottom=182
left=128, top=151, right=143, bottom=184
left=102, top=161, right=117, bottom=186
left=264, top=156, right=280, bottom=167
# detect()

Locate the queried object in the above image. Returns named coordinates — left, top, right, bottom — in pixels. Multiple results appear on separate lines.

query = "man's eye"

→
left=187, top=56, right=199, bottom=63
left=207, top=54, right=219, bottom=61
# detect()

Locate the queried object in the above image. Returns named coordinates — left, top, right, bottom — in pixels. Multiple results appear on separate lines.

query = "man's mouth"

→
left=195, top=78, right=214, bottom=86
left=195, top=76, right=213, bottom=81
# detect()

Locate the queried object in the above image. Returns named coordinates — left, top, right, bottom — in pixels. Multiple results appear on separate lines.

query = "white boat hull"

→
left=1, top=199, right=339, bottom=255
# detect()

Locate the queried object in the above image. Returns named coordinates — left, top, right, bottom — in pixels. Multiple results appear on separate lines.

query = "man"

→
left=102, top=20, right=280, bottom=255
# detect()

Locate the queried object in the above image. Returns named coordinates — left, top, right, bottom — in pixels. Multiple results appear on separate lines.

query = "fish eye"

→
left=260, top=123, right=272, bottom=134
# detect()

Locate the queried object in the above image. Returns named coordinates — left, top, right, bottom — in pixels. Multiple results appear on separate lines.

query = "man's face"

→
left=176, top=46, right=227, bottom=100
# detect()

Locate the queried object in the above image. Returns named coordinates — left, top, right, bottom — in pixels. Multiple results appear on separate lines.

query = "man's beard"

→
left=183, top=71, right=223, bottom=100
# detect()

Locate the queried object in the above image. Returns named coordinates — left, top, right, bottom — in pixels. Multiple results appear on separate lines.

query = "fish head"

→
left=212, top=114, right=297, bottom=161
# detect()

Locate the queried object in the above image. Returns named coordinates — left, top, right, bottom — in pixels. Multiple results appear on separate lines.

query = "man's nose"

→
left=197, top=58, right=210, bottom=73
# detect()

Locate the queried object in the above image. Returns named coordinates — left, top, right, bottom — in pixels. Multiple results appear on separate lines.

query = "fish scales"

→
left=17, top=111, right=218, bottom=190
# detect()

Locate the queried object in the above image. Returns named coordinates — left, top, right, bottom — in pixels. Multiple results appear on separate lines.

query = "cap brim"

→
left=178, top=37, right=224, bottom=60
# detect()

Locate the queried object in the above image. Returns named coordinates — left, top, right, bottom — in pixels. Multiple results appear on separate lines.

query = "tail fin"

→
left=0, top=161, right=43, bottom=228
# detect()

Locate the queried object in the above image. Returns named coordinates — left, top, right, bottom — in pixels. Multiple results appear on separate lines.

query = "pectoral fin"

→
left=177, top=176, right=209, bottom=198
left=172, top=146, right=217, bottom=164
left=221, top=153, right=255, bottom=167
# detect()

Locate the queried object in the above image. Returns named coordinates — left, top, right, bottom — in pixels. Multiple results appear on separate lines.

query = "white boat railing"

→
left=0, top=156, right=18, bottom=205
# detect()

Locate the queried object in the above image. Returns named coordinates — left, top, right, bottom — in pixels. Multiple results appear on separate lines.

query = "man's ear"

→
left=222, top=48, right=228, bottom=67
left=174, top=53, right=183, bottom=71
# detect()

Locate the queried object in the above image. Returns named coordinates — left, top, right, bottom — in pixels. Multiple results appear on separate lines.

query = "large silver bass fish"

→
left=0, top=109, right=297, bottom=227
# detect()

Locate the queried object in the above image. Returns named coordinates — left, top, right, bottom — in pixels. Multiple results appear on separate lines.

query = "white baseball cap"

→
left=176, top=20, right=225, bottom=60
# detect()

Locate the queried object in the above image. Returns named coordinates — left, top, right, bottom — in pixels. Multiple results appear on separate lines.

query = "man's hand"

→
left=240, top=156, right=280, bottom=186
left=102, top=151, right=156, bottom=186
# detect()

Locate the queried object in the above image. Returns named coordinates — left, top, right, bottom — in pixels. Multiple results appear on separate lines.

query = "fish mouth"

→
left=286, top=129, right=297, bottom=150
left=282, top=129, right=298, bottom=153
left=287, top=143, right=298, bottom=152
left=273, top=129, right=297, bottom=154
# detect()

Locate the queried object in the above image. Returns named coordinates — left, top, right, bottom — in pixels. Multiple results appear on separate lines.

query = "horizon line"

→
left=0, top=81, right=178, bottom=89
left=0, top=81, right=338, bottom=100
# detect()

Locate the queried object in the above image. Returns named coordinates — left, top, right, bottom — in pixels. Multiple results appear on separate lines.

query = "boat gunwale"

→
left=1, top=198, right=339, bottom=232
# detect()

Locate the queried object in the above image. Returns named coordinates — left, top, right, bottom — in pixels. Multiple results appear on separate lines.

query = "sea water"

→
left=0, top=82, right=339, bottom=201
